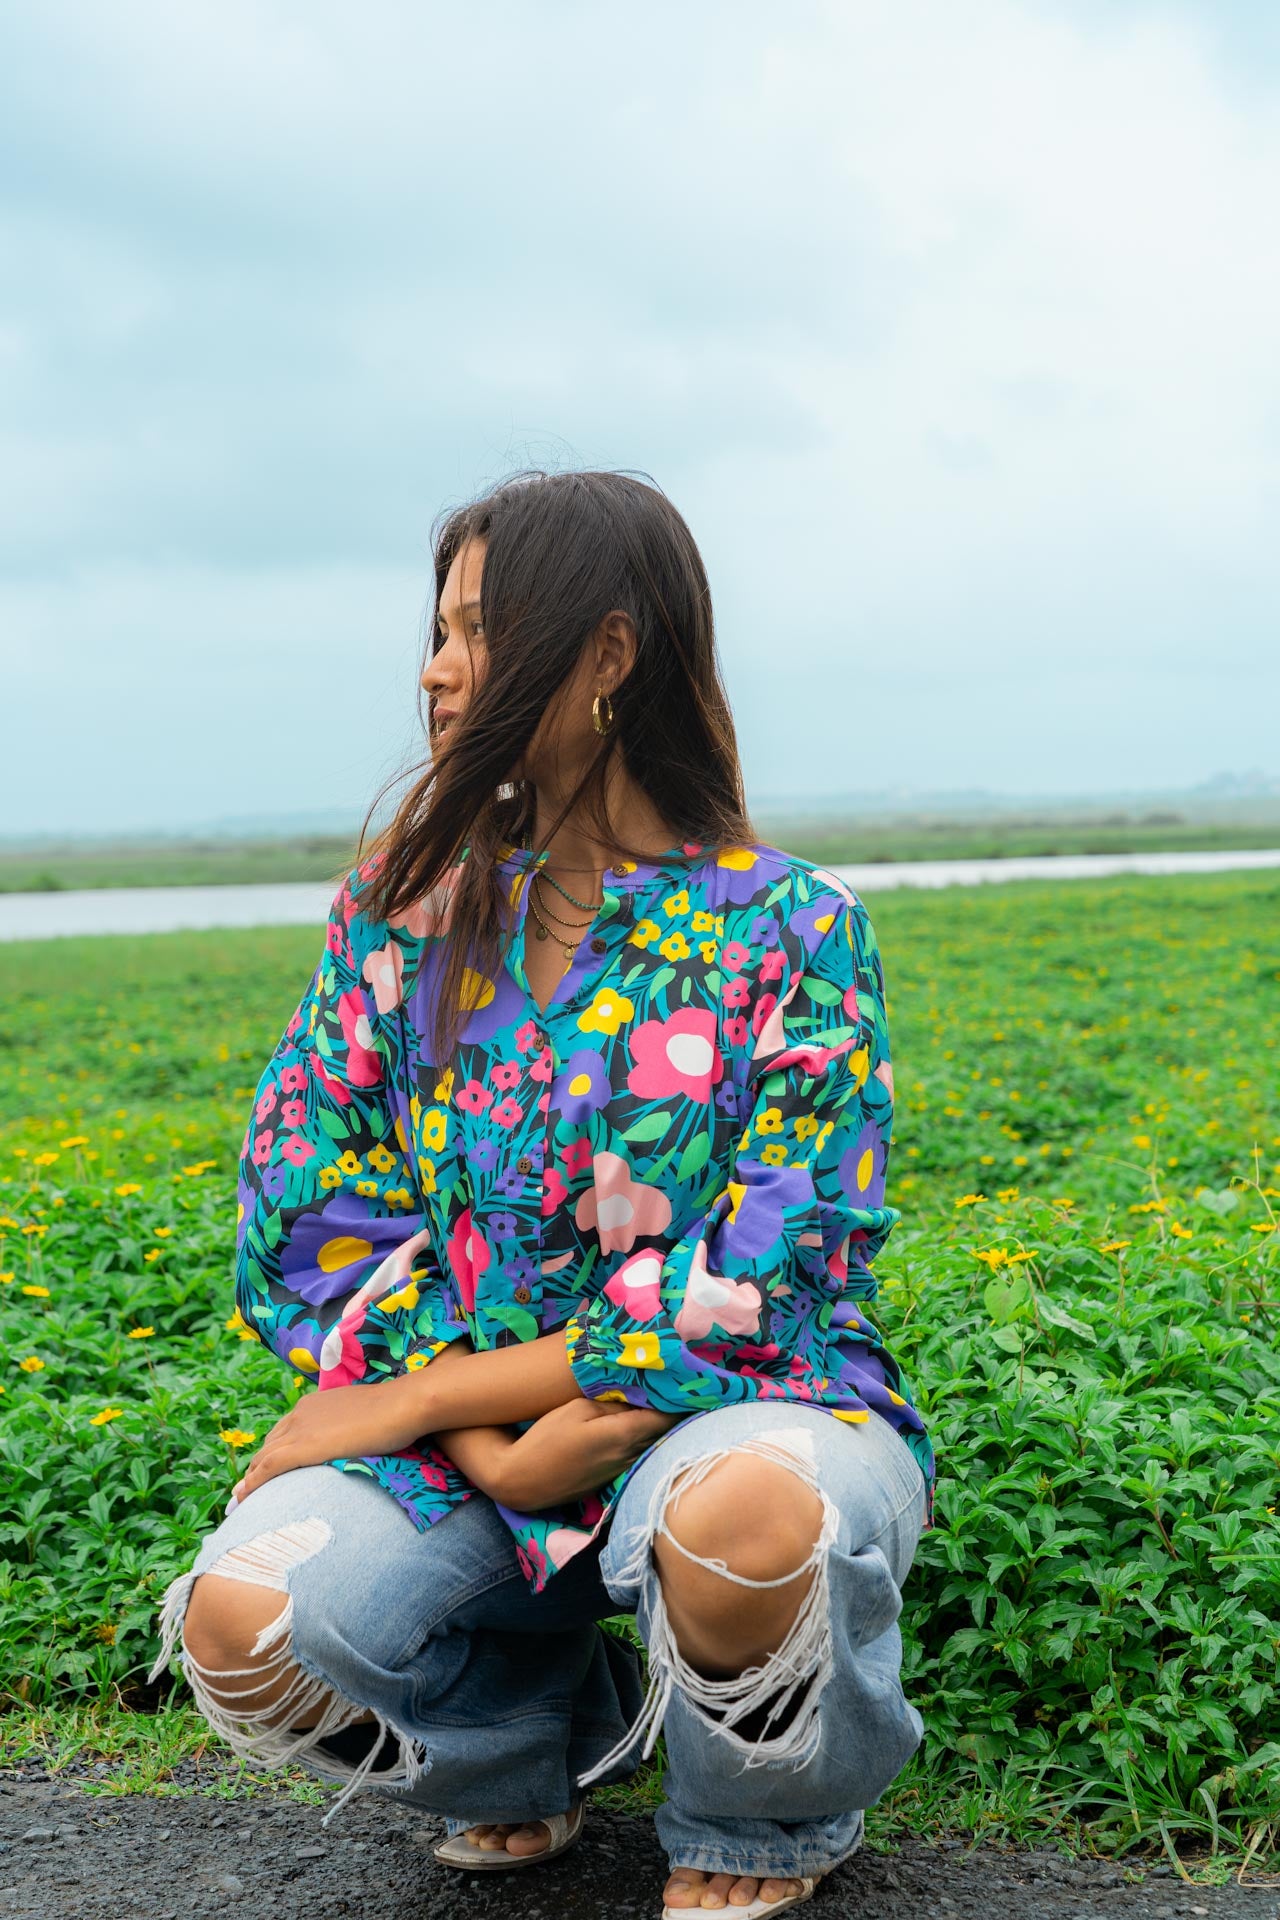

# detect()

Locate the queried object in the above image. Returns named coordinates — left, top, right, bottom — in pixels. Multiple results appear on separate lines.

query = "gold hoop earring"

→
left=592, top=690, right=615, bottom=735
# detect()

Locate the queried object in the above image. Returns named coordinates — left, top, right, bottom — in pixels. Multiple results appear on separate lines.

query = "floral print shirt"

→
left=235, top=840, right=936, bottom=1592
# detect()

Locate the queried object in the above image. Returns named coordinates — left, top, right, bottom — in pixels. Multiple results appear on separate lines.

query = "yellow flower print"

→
left=724, top=1182, right=746, bottom=1224
left=435, top=1067, right=455, bottom=1102
left=698, top=940, right=718, bottom=965
left=385, top=1186, right=416, bottom=1210
left=629, top=918, right=662, bottom=950
left=794, top=1115, right=820, bottom=1141
left=662, top=888, right=690, bottom=919
left=459, top=969, right=496, bottom=1012
left=578, top=988, right=635, bottom=1035
left=616, top=1330, right=666, bottom=1369
left=420, top=1108, right=448, bottom=1153
left=377, top=1279, right=420, bottom=1314
left=318, top=1165, right=343, bottom=1189
left=716, top=848, right=756, bottom=871
left=847, top=1048, right=870, bottom=1089
left=336, top=1151, right=364, bottom=1177
left=290, top=1348, right=319, bottom=1373
left=714, top=914, right=725, bottom=935
left=19, top=1355, right=45, bottom=1373
left=659, top=932, right=690, bottom=962
left=417, top=1155, right=438, bottom=1195
left=89, top=1407, right=124, bottom=1426
left=410, top=1091, right=422, bottom=1123
left=760, top=1143, right=789, bottom=1167
left=691, top=911, right=714, bottom=933
left=756, top=1107, right=784, bottom=1135
left=832, top=1408, right=870, bottom=1424
left=355, top=1180, right=379, bottom=1198
left=367, top=1143, right=398, bottom=1174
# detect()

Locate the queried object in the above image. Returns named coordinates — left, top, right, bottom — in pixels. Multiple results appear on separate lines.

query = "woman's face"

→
left=420, top=535, right=606, bottom=784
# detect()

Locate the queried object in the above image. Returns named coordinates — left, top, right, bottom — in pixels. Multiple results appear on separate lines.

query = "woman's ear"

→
left=594, top=611, right=637, bottom=694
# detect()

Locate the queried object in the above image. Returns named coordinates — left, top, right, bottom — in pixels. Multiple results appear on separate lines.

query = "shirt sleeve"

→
left=564, top=886, right=901, bottom=1413
left=234, top=860, right=469, bottom=1388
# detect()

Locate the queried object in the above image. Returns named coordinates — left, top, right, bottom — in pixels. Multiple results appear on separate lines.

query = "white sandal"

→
left=662, top=1868, right=828, bottom=1920
left=432, top=1798, right=586, bottom=1870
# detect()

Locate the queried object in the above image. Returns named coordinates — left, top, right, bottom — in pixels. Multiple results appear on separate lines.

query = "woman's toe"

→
left=664, top=1869, right=708, bottom=1908
left=476, top=1824, right=517, bottom=1850
left=728, top=1877, right=761, bottom=1905
left=759, top=1880, right=803, bottom=1904
left=504, top=1822, right=552, bottom=1856
left=700, top=1873, right=739, bottom=1908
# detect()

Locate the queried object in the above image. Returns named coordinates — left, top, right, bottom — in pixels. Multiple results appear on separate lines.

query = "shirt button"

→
left=611, top=865, right=627, bottom=877
left=516, top=1155, right=533, bottom=1174
left=513, top=1284, right=533, bottom=1304
left=590, top=936, right=607, bottom=954
left=532, top=1027, right=548, bottom=1048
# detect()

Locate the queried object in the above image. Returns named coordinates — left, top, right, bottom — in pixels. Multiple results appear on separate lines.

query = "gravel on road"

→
left=2, top=1775, right=1278, bottom=1920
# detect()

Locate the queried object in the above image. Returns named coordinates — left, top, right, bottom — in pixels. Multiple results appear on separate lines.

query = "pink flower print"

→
left=325, top=919, right=346, bottom=958
left=281, top=1064, right=307, bottom=1093
left=491, top=1096, right=523, bottom=1129
left=722, top=976, right=750, bottom=1009
left=560, top=1136, right=592, bottom=1179
left=542, top=1167, right=568, bottom=1216
left=626, top=1009, right=724, bottom=1103
left=388, top=867, right=461, bottom=940
left=280, top=1135, right=317, bottom=1168
left=530, top=1044, right=553, bottom=1084
left=575, top=1151, right=674, bottom=1253
left=337, top=990, right=382, bottom=1087
left=312, top=1055, right=352, bottom=1106
left=490, top=1060, right=521, bottom=1092
left=280, top=1099, right=306, bottom=1129
left=317, top=1314, right=368, bottom=1388
left=456, top=1078, right=493, bottom=1115
left=447, top=1206, right=491, bottom=1314
left=843, top=983, right=860, bottom=1020
left=537, top=1090, right=551, bottom=1115
left=673, top=1238, right=763, bottom=1343
left=603, top=1249, right=664, bottom=1321
left=514, top=1018, right=541, bottom=1053
left=515, top=1535, right=549, bottom=1590
left=722, top=941, right=751, bottom=972
left=544, top=1524, right=595, bottom=1570
left=256, top=1086, right=277, bottom=1123
left=752, top=992, right=779, bottom=1038
left=252, top=1129, right=274, bottom=1167
left=362, top=942, right=405, bottom=1015
left=758, top=950, right=786, bottom=983
left=876, top=1059, right=894, bottom=1099
left=724, top=1016, right=749, bottom=1048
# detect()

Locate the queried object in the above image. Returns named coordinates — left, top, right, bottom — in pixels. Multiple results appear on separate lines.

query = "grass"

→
left=1, top=869, right=1278, bottom=1873
left=3, top=811, right=1280, bottom=892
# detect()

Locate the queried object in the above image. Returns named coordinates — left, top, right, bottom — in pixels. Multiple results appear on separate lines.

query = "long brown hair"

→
left=355, top=467, right=756, bottom=1061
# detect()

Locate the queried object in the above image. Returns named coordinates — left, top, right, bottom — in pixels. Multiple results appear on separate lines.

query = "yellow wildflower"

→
left=32, top=1152, right=59, bottom=1167
left=93, top=1622, right=118, bottom=1644
left=114, top=1183, right=142, bottom=1198
left=1099, top=1239, right=1131, bottom=1253
left=1251, top=1223, right=1276, bottom=1234
left=219, top=1429, right=257, bottom=1447
left=127, top=1326, right=155, bottom=1339
left=89, top=1407, right=125, bottom=1426
left=153, top=1225, right=173, bottom=1238
left=1170, top=1222, right=1193, bottom=1239
left=60, top=1136, right=90, bottom=1148
left=972, top=1247, right=1009, bottom=1271
left=21, top=1284, right=50, bottom=1298
left=144, top=1248, right=162, bottom=1263
left=19, top=1356, right=45, bottom=1373
left=954, top=1194, right=986, bottom=1209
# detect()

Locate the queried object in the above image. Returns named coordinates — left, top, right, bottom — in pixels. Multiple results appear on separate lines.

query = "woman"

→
left=149, top=468, right=937, bottom=1919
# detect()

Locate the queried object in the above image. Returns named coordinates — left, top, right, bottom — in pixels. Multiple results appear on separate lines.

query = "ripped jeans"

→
left=149, top=1401, right=928, bottom=1881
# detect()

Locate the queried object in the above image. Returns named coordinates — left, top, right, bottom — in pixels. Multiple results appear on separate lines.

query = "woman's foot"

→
left=663, top=1869, right=808, bottom=1909
left=459, top=1822, right=557, bottom=1858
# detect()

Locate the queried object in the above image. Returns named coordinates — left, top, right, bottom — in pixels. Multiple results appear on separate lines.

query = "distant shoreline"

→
left=5, top=816, right=1280, bottom=893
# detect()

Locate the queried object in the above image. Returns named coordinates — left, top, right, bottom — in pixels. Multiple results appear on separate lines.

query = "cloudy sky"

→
left=3, top=0, right=1278, bottom=838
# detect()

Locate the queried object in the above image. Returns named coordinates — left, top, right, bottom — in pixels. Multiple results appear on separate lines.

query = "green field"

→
left=4, top=811, right=1280, bottom=891
left=1, top=871, right=1278, bottom=1868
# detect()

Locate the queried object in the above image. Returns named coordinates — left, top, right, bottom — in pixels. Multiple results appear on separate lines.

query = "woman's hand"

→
left=495, top=1399, right=682, bottom=1510
left=229, top=1373, right=432, bottom=1505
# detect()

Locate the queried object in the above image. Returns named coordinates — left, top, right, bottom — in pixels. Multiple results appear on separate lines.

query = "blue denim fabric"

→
left=158, top=1402, right=926, bottom=1880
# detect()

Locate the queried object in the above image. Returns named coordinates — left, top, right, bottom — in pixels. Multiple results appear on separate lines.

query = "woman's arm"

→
left=230, top=1328, right=582, bottom=1501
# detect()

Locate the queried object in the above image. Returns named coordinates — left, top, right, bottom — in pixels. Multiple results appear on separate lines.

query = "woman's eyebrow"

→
left=437, top=599, right=482, bottom=626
